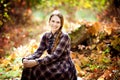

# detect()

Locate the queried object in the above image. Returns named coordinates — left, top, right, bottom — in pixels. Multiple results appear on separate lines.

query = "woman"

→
left=21, top=10, right=77, bottom=80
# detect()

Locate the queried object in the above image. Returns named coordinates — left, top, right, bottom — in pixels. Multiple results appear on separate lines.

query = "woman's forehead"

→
left=50, top=15, right=61, bottom=21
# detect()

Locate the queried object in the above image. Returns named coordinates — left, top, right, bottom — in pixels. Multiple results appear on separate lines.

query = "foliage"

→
left=0, top=39, right=39, bottom=79
left=0, top=0, right=108, bottom=28
left=0, top=53, right=22, bottom=79
left=0, top=0, right=11, bottom=27
left=70, top=20, right=120, bottom=79
left=32, top=0, right=107, bottom=11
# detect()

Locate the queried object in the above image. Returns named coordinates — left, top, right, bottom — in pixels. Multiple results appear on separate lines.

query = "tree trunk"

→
left=69, top=25, right=91, bottom=50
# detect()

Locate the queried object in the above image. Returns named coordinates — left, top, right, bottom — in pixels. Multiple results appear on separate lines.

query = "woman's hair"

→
left=49, top=10, right=64, bottom=53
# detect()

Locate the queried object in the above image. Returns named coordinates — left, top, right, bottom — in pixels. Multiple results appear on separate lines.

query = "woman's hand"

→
left=23, top=59, right=38, bottom=68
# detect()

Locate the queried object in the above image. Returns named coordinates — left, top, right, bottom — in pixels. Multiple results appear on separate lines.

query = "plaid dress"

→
left=21, top=32, right=77, bottom=80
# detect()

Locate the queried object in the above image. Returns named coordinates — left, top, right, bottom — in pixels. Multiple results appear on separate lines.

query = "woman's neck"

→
left=51, top=30, right=59, bottom=35
left=51, top=30, right=56, bottom=34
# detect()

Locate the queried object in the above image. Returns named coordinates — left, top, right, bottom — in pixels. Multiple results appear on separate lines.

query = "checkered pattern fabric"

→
left=21, top=32, right=77, bottom=80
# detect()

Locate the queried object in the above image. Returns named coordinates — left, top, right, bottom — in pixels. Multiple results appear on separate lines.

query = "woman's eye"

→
left=52, top=20, right=55, bottom=22
left=57, top=21, right=60, bottom=24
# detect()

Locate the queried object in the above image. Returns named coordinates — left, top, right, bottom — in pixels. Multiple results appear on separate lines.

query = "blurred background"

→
left=0, top=0, right=120, bottom=80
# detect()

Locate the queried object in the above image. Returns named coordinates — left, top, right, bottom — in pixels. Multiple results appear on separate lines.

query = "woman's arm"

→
left=25, top=33, right=47, bottom=60
left=36, top=34, right=70, bottom=65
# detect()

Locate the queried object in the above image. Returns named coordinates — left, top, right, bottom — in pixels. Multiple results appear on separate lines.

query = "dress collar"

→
left=48, top=31, right=60, bottom=39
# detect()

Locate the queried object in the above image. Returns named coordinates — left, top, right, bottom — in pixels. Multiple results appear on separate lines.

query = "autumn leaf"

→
left=78, top=55, right=89, bottom=66
left=5, top=67, right=11, bottom=72
left=12, top=64, right=20, bottom=71
left=0, top=58, right=4, bottom=63
left=1, top=59, right=10, bottom=67
left=97, top=77, right=104, bottom=80
left=74, top=63, right=82, bottom=75
left=85, top=73, right=95, bottom=80
left=7, top=53, right=16, bottom=61
left=99, top=70, right=112, bottom=79
left=88, top=22, right=102, bottom=36
left=104, top=25, right=112, bottom=35
left=70, top=51, right=77, bottom=59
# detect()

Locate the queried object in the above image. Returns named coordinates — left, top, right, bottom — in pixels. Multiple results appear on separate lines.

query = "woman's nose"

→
left=53, top=22, right=57, bottom=26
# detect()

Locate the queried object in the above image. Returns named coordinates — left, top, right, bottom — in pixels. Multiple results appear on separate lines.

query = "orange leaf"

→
left=1, top=59, right=10, bottom=67
left=75, top=63, right=81, bottom=74
left=70, top=51, right=77, bottom=59
left=104, top=25, right=112, bottom=35
left=100, top=70, right=112, bottom=79
left=88, top=22, right=102, bottom=36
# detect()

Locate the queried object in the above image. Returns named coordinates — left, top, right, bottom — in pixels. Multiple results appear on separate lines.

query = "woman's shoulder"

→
left=44, top=31, right=51, bottom=35
left=42, top=31, right=52, bottom=38
left=61, top=32, right=70, bottom=39
left=62, top=32, right=69, bottom=36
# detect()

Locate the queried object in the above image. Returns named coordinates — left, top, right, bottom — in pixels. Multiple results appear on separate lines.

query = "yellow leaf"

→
left=0, top=58, right=4, bottom=63
left=7, top=53, right=16, bottom=61
left=13, top=64, right=19, bottom=70
left=97, top=77, right=104, bottom=80
left=5, top=67, right=11, bottom=72
left=78, top=54, right=89, bottom=65
left=75, top=63, right=81, bottom=74
left=1, top=59, right=10, bottom=67
left=84, top=2, right=92, bottom=8
left=30, top=44, right=38, bottom=53
left=70, top=52, right=77, bottom=59
left=93, top=22, right=102, bottom=36
left=104, top=26, right=112, bottom=35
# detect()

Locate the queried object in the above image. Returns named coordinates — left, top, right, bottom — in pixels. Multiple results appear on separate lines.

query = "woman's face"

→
left=49, top=15, right=61, bottom=34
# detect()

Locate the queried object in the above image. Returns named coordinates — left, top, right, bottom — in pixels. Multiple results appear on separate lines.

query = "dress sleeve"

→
left=27, top=33, right=47, bottom=59
left=36, top=34, right=70, bottom=65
